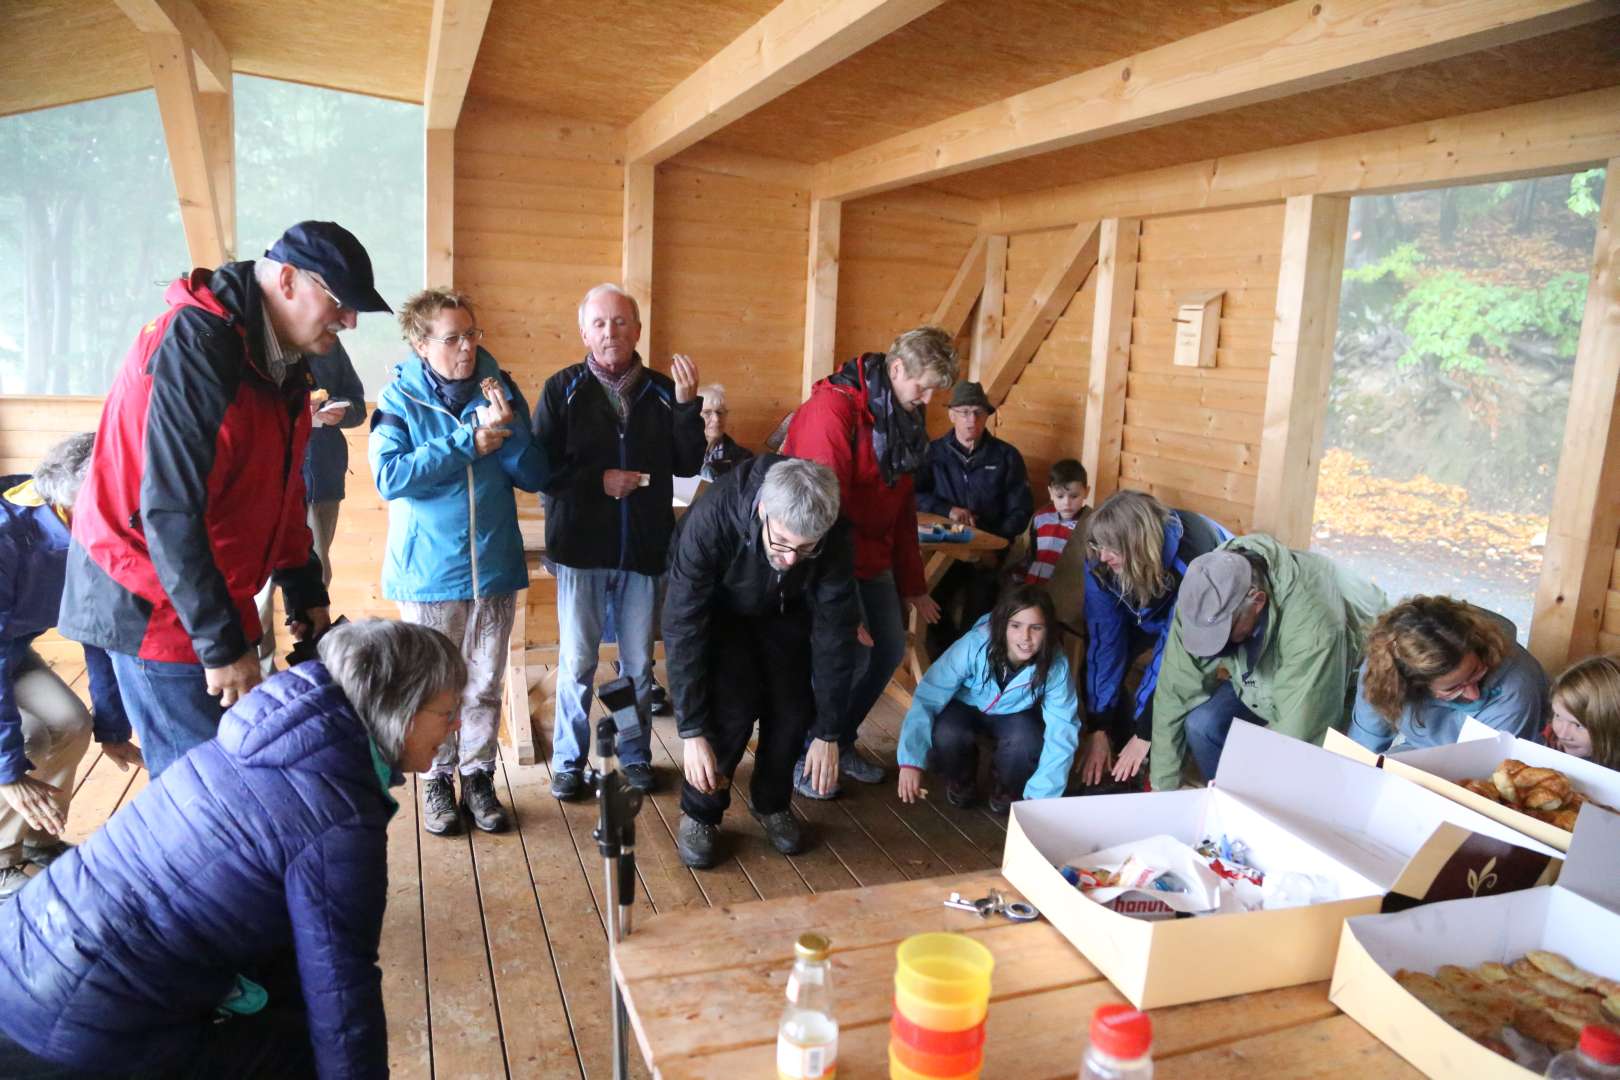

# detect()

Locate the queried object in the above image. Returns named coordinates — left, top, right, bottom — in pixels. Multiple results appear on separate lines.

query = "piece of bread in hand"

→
left=309, top=388, right=330, bottom=407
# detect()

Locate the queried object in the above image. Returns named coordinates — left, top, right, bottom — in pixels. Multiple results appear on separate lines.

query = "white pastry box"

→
left=1331, top=805, right=1620, bottom=1078
left=1326, top=718, right=1620, bottom=853
left=1002, top=723, right=1560, bottom=1009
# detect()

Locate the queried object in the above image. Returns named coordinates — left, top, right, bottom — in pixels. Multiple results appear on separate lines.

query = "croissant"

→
left=1491, top=760, right=1572, bottom=810
left=1459, top=778, right=1503, bottom=802
left=1527, top=951, right=1620, bottom=998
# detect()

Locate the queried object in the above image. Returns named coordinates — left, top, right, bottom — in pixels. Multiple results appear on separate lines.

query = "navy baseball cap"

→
left=264, top=221, right=392, bottom=313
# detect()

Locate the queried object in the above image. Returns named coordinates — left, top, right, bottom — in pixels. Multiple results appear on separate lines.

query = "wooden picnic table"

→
left=612, top=871, right=1420, bottom=1079
left=906, top=512, right=1011, bottom=685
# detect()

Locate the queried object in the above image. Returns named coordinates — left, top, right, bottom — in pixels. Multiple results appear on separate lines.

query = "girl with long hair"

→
left=1079, top=490, right=1230, bottom=785
left=1349, top=595, right=1548, bottom=753
left=1548, top=655, right=1620, bottom=770
left=896, top=584, right=1080, bottom=812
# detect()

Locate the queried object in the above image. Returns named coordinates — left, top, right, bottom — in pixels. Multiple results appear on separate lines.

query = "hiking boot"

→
left=650, top=681, right=672, bottom=717
left=840, top=752, right=884, bottom=785
left=623, top=763, right=656, bottom=793
left=751, top=808, right=805, bottom=855
left=676, top=815, right=721, bottom=869
left=22, top=840, right=72, bottom=869
left=0, top=866, right=27, bottom=902
left=459, top=770, right=510, bottom=833
left=551, top=768, right=586, bottom=802
left=945, top=782, right=978, bottom=809
left=421, top=776, right=461, bottom=835
left=988, top=791, right=1016, bottom=815
left=793, top=758, right=839, bottom=801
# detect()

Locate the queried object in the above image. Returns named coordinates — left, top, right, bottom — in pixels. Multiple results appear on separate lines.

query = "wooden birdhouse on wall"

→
left=1173, top=289, right=1224, bottom=368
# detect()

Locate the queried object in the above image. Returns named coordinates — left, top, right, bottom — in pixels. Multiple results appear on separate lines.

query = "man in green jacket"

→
left=1149, top=534, right=1387, bottom=791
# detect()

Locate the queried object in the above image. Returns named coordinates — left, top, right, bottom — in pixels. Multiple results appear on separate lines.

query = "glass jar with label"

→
left=777, top=932, right=837, bottom=1079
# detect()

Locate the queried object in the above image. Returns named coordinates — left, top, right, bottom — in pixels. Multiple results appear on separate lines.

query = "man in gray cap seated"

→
left=914, top=380, right=1032, bottom=653
left=1145, top=534, right=1386, bottom=791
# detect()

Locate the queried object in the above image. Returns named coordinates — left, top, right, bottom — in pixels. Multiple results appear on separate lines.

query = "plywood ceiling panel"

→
left=1, top=1, right=149, bottom=116
left=919, top=17, right=1620, bottom=200
left=703, top=0, right=1288, bottom=162
left=465, top=0, right=785, bottom=126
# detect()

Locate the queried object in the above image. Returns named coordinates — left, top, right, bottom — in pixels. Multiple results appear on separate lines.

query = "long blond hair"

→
left=1550, top=654, right=1620, bottom=769
left=1360, top=597, right=1509, bottom=725
left=1086, top=490, right=1173, bottom=609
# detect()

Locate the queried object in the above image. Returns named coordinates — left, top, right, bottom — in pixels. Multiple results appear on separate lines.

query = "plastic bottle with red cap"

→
left=1547, top=1025, right=1620, bottom=1079
left=1080, top=1003, right=1153, bottom=1080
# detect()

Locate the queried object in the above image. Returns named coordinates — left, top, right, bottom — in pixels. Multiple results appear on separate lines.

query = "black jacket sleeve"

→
left=807, top=522, right=861, bottom=741
left=532, top=373, right=602, bottom=503
left=330, top=344, right=369, bottom=429
left=670, top=397, right=707, bottom=480
left=984, top=444, right=1034, bottom=542
left=913, top=448, right=951, bottom=517
left=141, top=308, right=250, bottom=667
left=661, top=498, right=730, bottom=739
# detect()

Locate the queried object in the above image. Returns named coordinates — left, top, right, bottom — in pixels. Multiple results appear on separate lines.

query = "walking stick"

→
left=591, top=675, right=645, bottom=1080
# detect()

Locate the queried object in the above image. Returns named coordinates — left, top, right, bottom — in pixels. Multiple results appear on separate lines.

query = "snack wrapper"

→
left=1064, top=834, right=1227, bottom=915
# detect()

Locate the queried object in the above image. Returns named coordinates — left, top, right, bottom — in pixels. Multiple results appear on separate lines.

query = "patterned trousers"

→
left=396, top=592, right=517, bottom=777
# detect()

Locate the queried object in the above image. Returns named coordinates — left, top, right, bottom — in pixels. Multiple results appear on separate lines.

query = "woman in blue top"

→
left=1350, top=595, right=1548, bottom=753
left=370, top=287, right=548, bottom=838
left=896, top=584, right=1080, bottom=812
left=1079, top=490, right=1230, bottom=786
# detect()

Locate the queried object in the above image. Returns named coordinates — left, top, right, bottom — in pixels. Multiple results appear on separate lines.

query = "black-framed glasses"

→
left=422, top=327, right=486, bottom=349
left=764, top=516, right=824, bottom=559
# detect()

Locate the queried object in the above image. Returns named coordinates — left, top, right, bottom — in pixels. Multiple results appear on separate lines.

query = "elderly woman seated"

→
left=697, top=382, right=753, bottom=481
left=0, top=619, right=466, bottom=1079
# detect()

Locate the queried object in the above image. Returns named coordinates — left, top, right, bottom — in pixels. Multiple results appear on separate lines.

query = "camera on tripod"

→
left=590, top=674, right=647, bottom=1080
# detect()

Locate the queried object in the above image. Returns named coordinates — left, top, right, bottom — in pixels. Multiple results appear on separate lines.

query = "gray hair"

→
left=577, top=282, right=640, bottom=328
left=697, top=383, right=727, bottom=411
left=33, top=432, right=96, bottom=509
left=759, top=458, right=840, bottom=540
left=318, top=619, right=467, bottom=766
left=888, top=325, right=959, bottom=388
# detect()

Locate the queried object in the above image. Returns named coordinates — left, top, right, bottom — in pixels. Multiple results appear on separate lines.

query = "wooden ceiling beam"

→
left=116, top=0, right=233, bottom=265
left=813, top=0, right=1614, bottom=201
left=424, top=0, right=493, bottom=130
left=625, top=0, right=944, bottom=166
left=983, top=85, right=1620, bottom=234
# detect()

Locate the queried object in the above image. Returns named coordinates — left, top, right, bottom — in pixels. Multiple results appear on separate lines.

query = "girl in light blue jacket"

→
left=369, top=288, right=548, bottom=838
left=896, top=584, right=1080, bottom=812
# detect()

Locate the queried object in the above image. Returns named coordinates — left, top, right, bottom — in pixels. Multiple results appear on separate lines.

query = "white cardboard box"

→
left=1002, top=723, right=1560, bottom=1009
left=1331, top=806, right=1620, bottom=1078
left=1344, top=717, right=1620, bottom=853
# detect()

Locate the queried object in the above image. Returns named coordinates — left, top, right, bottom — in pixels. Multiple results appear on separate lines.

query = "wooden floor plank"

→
left=789, top=784, right=909, bottom=889
left=62, top=751, right=136, bottom=845
left=643, top=723, right=760, bottom=908
left=474, top=763, right=585, bottom=1078
left=418, top=811, right=506, bottom=1078
left=724, top=749, right=813, bottom=901
left=380, top=776, right=432, bottom=1079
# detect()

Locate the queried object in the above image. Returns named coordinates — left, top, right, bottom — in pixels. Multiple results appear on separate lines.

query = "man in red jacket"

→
left=782, top=326, right=957, bottom=798
left=58, top=221, right=391, bottom=776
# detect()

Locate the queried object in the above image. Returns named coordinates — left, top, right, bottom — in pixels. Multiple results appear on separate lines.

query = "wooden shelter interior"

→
left=3, top=1, right=1620, bottom=1075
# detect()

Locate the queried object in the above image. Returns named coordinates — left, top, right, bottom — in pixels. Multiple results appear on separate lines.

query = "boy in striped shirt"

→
left=1018, top=459, right=1090, bottom=640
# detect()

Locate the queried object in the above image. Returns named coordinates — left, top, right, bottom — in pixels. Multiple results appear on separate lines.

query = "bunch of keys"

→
left=944, top=888, right=1038, bottom=922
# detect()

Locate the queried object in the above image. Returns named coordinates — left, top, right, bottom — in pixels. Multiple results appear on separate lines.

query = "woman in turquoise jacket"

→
left=896, top=584, right=1080, bottom=812
left=369, top=287, right=548, bottom=838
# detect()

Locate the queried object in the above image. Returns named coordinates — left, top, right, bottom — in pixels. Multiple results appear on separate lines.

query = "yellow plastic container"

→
left=894, top=933, right=994, bottom=1005
left=889, top=1041, right=982, bottom=1080
left=892, top=985, right=988, bottom=1032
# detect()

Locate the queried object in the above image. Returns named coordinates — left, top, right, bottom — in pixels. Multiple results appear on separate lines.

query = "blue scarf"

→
left=827, top=352, right=928, bottom=485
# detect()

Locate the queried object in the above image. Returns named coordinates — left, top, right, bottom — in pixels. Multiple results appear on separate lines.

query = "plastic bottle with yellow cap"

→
left=777, top=932, right=838, bottom=1079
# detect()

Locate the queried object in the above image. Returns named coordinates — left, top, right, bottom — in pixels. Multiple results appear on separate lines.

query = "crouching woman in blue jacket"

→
left=0, top=619, right=466, bottom=1080
left=896, top=584, right=1081, bottom=813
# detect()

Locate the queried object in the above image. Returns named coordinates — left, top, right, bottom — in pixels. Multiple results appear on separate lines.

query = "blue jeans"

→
left=1184, top=680, right=1267, bottom=782
left=550, top=566, right=655, bottom=772
left=828, top=575, right=907, bottom=751
left=110, top=652, right=226, bottom=778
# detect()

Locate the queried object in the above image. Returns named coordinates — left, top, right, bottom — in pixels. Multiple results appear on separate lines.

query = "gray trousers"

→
left=0, top=651, right=94, bottom=868
left=255, top=500, right=342, bottom=675
left=397, top=593, right=518, bottom=778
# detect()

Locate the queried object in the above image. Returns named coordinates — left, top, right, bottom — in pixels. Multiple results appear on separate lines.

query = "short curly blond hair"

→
left=398, top=287, right=477, bottom=344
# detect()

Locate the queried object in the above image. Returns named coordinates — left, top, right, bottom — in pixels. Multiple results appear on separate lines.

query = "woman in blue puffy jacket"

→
left=0, top=619, right=466, bottom=1079
left=1078, top=490, right=1231, bottom=787
left=895, top=584, right=1080, bottom=813
left=370, top=288, right=548, bottom=838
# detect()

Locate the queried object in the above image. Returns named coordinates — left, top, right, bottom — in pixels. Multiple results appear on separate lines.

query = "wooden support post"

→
left=981, top=220, right=1100, bottom=407
left=970, top=235, right=1007, bottom=381
left=623, top=162, right=656, bottom=354
left=501, top=585, right=536, bottom=764
left=1081, top=219, right=1140, bottom=504
left=929, top=235, right=988, bottom=339
left=802, top=197, right=842, bottom=400
left=1252, top=195, right=1350, bottom=548
left=118, top=0, right=234, bottom=267
left=1530, top=159, right=1620, bottom=671
left=424, top=128, right=455, bottom=286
